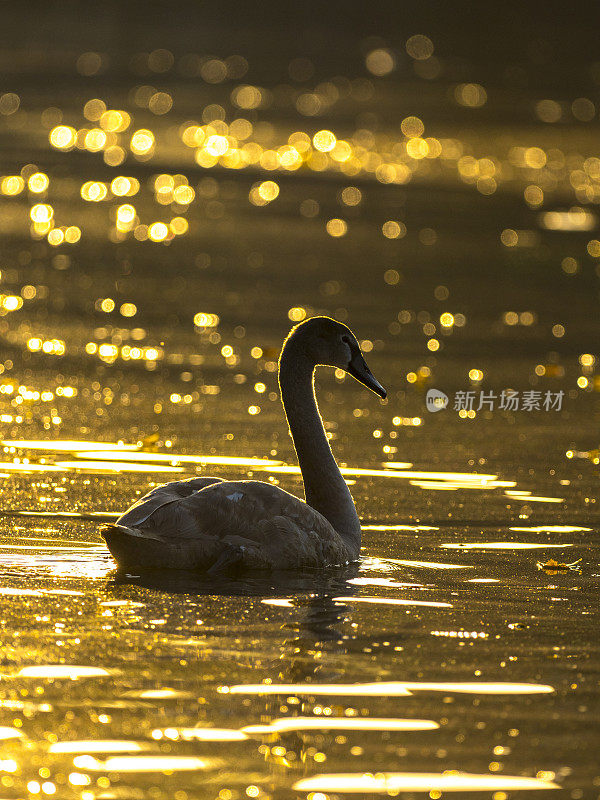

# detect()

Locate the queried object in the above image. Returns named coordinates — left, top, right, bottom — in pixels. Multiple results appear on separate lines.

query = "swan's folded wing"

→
left=117, top=476, right=223, bottom=528
left=137, top=481, right=270, bottom=541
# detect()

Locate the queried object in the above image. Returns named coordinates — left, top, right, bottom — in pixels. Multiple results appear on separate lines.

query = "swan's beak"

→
left=347, top=355, right=387, bottom=399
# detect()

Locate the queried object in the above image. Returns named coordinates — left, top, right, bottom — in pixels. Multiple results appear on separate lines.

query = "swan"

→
left=102, top=316, right=386, bottom=572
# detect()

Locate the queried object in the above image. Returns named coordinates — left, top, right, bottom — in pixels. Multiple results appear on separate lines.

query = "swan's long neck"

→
left=278, top=340, right=361, bottom=551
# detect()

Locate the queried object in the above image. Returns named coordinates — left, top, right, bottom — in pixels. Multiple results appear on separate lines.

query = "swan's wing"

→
left=147, top=480, right=333, bottom=543
left=117, top=476, right=224, bottom=528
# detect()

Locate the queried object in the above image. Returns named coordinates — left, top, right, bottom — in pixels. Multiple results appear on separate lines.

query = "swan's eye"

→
left=341, top=335, right=354, bottom=361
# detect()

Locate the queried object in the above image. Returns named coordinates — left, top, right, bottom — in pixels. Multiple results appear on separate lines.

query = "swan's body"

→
left=103, top=477, right=357, bottom=571
left=102, top=317, right=386, bottom=572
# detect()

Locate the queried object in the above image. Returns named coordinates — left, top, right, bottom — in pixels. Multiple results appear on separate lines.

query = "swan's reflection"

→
left=108, top=564, right=360, bottom=701
left=109, top=563, right=359, bottom=599
left=108, top=565, right=359, bottom=657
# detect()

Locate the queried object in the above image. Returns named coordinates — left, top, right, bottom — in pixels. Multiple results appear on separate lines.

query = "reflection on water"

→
left=227, top=680, right=554, bottom=696
left=363, top=524, right=439, bottom=531
left=242, top=717, right=439, bottom=733
left=0, top=500, right=584, bottom=796
left=0, top=438, right=535, bottom=495
left=442, top=542, right=573, bottom=550
left=333, top=595, right=452, bottom=608
left=16, top=665, right=111, bottom=679
left=226, top=682, right=413, bottom=697
left=510, top=525, right=592, bottom=533
left=0, top=444, right=593, bottom=794
left=1, top=440, right=140, bottom=451
left=73, top=754, right=216, bottom=772
left=0, top=462, right=65, bottom=473
left=379, top=558, right=473, bottom=570
left=54, top=459, right=184, bottom=473
left=293, top=771, right=560, bottom=792
left=153, top=728, right=248, bottom=741
left=0, top=727, right=24, bottom=740
left=0, top=515, right=592, bottom=797
left=49, top=740, right=148, bottom=753
left=504, top=491, right=564, bottom=503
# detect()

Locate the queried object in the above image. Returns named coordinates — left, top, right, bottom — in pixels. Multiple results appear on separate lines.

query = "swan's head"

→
left=284, top=316, right=387, bottom=399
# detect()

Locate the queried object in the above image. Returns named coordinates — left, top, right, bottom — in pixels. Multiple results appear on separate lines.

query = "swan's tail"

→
left=101, top=524, right=165, bottom=570
left=101, top=524, right=252, bottom=573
